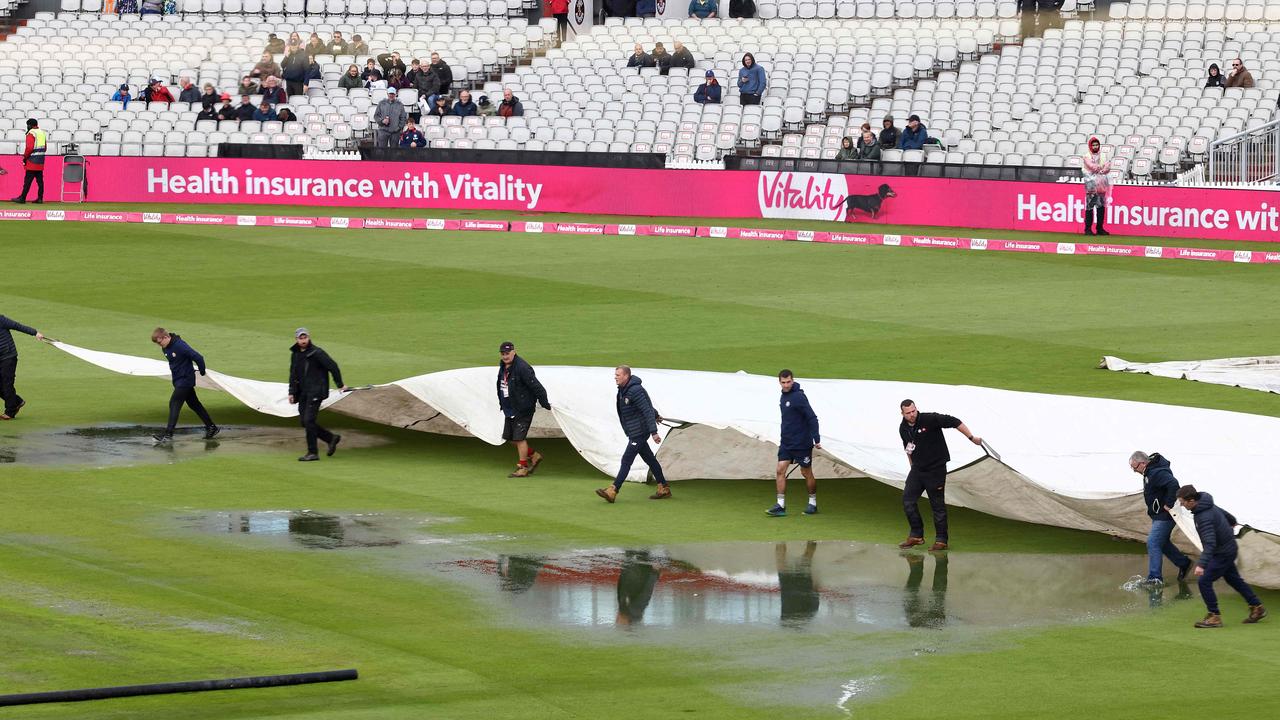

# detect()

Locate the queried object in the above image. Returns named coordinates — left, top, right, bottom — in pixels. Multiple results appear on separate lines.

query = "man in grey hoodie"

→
left=1177, top=485, right=1267, bottom=628
left=373, top=88, right=407, bottom=147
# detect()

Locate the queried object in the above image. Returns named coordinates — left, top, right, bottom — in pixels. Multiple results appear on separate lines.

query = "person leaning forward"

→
left=897, top=399, right=982, bottom=551
left=288, top=328, right=348, bottom=461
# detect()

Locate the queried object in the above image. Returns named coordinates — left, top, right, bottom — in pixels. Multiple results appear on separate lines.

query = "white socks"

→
left=776, top=494, right=785, bottom=508
left=808, top=494, right=817, bottom=506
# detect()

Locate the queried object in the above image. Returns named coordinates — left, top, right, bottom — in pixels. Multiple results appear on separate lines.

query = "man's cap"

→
left=705, top=69, right=715, bottom=77
left=295, top=327, right=310, bottom=338
left=149, top=77, right=161, bottom=84
left=908, top=114, right=921, bottom=122
left=478, top=95, right=490, bottom=105
left=219, top=92, right=231, bottom=101
left=499, top=341, right=515, bottom=352
left=387, top=87, right=397, bottom=94
left=119, top=83, right=129, bottom=91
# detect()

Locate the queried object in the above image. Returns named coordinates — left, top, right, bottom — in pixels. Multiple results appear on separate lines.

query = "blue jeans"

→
left=1147, top=519, right=1190, bottom=580
left=1199, top=552, right=1261, bottom=615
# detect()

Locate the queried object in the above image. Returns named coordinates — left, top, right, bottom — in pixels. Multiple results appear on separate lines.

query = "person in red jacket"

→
left=547, top=0, right=570, bottom=42
left=12, top=119, right=46, bottom=204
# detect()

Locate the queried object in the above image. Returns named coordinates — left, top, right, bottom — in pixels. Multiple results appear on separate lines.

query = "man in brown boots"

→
left=596, top=366, right=671, bottom=503
left=896, top=399, right=983, bottom=551
left=1177, top=485, right=1267, bottom=628
left=497, top=341, right=550, bottom=477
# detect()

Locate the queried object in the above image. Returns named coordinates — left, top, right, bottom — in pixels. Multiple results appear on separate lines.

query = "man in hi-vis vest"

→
left=12, top=119, right=46, bottom=204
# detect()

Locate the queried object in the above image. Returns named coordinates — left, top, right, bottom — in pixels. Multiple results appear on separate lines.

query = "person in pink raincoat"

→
left=1082, top=136, right=1112, bottom=235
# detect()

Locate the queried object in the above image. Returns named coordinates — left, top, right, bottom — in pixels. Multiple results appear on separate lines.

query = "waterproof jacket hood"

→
left=1142, top=452, right=1180, bottom=521
left=1189, top=492, right=1241, bottom=567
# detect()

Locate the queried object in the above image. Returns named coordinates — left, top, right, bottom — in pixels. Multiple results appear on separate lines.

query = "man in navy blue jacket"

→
left=767, top=370, right=821, bottom=517
left=898, top=400, right=983, bottom=551
left=1129, top=451, right=1192, bottom=585
left=1177, top=485, right=1267, bottom=628
left=150, top=328, right=218, bottom=443
left=596, top=366, right=671, bottom=503
left=0, top=313, right=44, bottom=420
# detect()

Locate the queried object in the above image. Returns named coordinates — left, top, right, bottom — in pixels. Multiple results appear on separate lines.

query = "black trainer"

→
left=204, top=425, right=221, bottom=440
left=153, top=432, right=173, bottom=444
left=11, top=197, right=25, bottom=204
left=326, top=434, right=342, bottom=457
left=298, top=453, right=320, bottom=462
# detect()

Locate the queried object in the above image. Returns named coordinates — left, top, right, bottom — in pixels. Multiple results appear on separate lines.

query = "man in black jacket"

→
left=898, top=399, right=983, bottom=551
left=1177, top=485, right=1267, bottom=628
left=288, top=328, right=348, bottom=462
left=1129, top=451, right=1193, bottom=585
left=151, top=328, right=218, bottom=443
left=596, top=366, right=671, bottom=503
left=767, top=370, right=822, bottom=517
left=497, top=341, right=551, bottom=477
left=0, top=313, right=44, bottom=420
left=429, top=52, right=453, bottom=96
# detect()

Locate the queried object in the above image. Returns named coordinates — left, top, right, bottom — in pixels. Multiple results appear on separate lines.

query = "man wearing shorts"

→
left=897, top=399, right=983, bottom=551
left=767, top=370, right=821, bottom=517
left=497, top=341, right=550, bottom=477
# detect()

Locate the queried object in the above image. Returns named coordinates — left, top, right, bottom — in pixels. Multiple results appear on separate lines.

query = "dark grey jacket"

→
left=289, top=343, right=344, bottom=400
left=1189, top=492, right=1240, bottom=568
left=497, top=355, right=549, bottom=417
left=0, top=315, right=38, bottom=361
left=616, top=375, right=658, bottom=439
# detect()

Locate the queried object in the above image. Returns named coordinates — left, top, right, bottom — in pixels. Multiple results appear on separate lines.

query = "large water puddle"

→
left=0, top=424, right=389, bottom=466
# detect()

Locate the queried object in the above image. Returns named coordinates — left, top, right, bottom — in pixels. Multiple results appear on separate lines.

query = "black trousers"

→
left=0, top=356, right=21, bottom=416
left=739, top=93, right=761, bottom=105
left=298, top=396, right=334, bottom=454
left=18, top=169, right=44, bottom=201
left=612, top=436, right=667, bottom=489
left=285, top=80, right=304, bottom=96
left=903, top=464, right=948, bottom=541
left=166, top=385, right=214, bottom=432
left=554, top=13, right=569, bottom=42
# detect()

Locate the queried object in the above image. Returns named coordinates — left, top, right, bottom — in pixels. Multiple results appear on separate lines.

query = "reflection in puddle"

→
left=444, top=541, right=1193, bottom=632
left=183, top=511, right=407, bottom=549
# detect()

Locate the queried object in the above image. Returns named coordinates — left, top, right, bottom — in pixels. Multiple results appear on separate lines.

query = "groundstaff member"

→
left=497, top=340, right=551, bottom=477
left=0, top=313, right=44, bottom=420
left=11, top=119, right=46, bottom=204
left=596, top=365, right=671, bottom=503
left=767, top=369, right=821, bottom=517
left=151, top=328, right=219, bottom=443
left=288, top=328, right=348, bottom=462
left=897, top=400, right=982, bottom=551
left=1128, top=451, right=1192, bottom=585
left=1177, top=485, right=1267, bottom=628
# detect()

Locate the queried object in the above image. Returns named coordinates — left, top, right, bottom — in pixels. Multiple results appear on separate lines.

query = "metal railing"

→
left=1206, top=118, right=1280, bottom=184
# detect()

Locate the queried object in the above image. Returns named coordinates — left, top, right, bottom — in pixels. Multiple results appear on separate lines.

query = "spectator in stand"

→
left=252, top=100, right=277, bottom=121
left=669, top=41, right=696, bottom=72
left=236, top=75, right=259, bottom=96
left=426, top=93, right=451, bottom=118
left=1226, top=58, right=1255, bottom=88
left=897, top=114, right=928, bottom=149
left=498, top=87, right=524, bottom=117
left=1205, top=63, right=1225, bottom=88
left=199, top=83, right=219, bottom=108
left=362, top=58, right=383, bottom=84
left=236, top=94, right=256, bottom=120
left=477, top=95, right=496, bottom=116
left=1081, top=136, right=1111, bottom=235
left=548, top=0, right=571, bottom=41
left=408, top=59, right=441, bottom=102
left=265, top=33, right=285, bottom=54
left=854, top=122, right=872, bottom=152
left=637, top=0, right=656, bottom=17
left=350, top=35, right=369, bottom=56
left=196, top=100, right=219, bottom=121
left=626, top=43, right=654, bottom=68
left=737, top=52, right=766, bottom=105
left=111, top=84, right=132, bottom=109
left=693, top=70, right=721, bottom=104
left=287, top=31, right=302, bottom=48
left=339, top=64, right=363, bottom=90
left=879, top=115, right=899, bottom=149
left=261, top=76, right=287, bottom=104
left=177, top=76, right=200, bottom=103
left=140, top=0, right=162, bottom=15
left=327, top=31, right=350, bottom=56
left=386, top=68, right=410, bottom=91
left=281, top=45, right=308, bottom=96
left=305, top=32, right=324, bottom=57
left=378, top=51, right=408, bottom=77
left=603, top=0, right=637, bottom=17
left=304, top=55, right=324, bottom=92
left=276, top=108, right=296, bottom=123
left=857, top=129, right=881, bottom=160
left=452, top=89, right=478, bottom=117
left=729, top=0, right=755, bottom=16
left=252, top=52, right=281, bottom=80
left=689, top=0, right=718, bottom=18
left=651, top=42, right=671, bottom=73
left=216, top=94, right=237, bottom=121
left=430, top=52, right=453, bottom=96
left=374, top=88, right=407, bottom=147
left=399, top=118, right=426, bottom=148
left=143, top=78, right=175, bottom=104
left=834, top=136, right=856, bottom=160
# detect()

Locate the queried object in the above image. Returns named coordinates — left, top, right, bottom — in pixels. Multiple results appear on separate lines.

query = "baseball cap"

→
left=908, top=114, right=921, bottom=122
left=705, top=70, right=715, bottom=77
left=499, top=341, right=515, bottom=353
left=387, top=87, right=397, bottom=94
left=119, top=83, right=130, bottom=91
left=219, top=92, right=231, bottom=101
left=295, top=327, right=310, bottom=338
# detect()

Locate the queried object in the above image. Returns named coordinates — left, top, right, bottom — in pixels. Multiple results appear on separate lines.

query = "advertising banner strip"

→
left=0, top=208, right=1277, bottom=265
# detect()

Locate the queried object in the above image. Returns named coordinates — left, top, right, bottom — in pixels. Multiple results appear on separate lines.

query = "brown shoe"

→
left=595, top=486, right=618, bottom=503
left=649, top=485, right=672, bottom=500
left=1195, top=613, right=1223, bottom=628
left=508, top=465, right=530, bottom=478
left=898, top=536, right=925, bottom=549
left=929, top=541, right=949, bottom=552
left=1244, top=605, right=1268, bottom=624
left=527, top=451, right=544, bottom=473
left=0, top=414, right=11, bottom=420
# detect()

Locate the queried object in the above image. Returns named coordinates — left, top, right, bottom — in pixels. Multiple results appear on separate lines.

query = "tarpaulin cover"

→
left=1103, top=355, right=1280, bottom=394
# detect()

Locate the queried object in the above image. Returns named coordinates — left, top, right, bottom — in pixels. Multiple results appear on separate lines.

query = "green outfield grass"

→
left=1, top=209, right=1278, bottom=719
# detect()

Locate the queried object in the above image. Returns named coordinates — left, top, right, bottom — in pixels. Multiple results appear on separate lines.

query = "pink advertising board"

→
left=6, top=155, right=1280, bottom=243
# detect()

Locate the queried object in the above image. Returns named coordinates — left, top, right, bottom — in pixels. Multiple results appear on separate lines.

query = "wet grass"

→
left=0, top=218, right=1277, bottom=718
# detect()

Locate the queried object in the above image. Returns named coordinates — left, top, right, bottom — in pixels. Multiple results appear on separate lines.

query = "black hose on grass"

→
left=0, top=669, right=358, bottom=707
